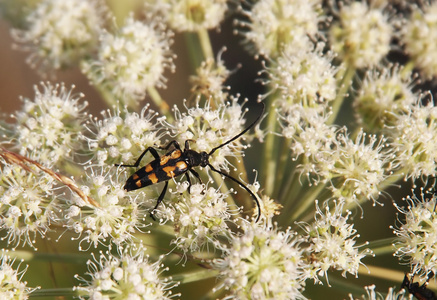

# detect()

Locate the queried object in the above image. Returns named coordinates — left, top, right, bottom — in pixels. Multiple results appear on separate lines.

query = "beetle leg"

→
left=185, top=173, right=192, bottom=193
left=116, top=147, right=160, bottom=167
left=150, top=181, right=169, bottom=221
left=158, top=140, right=181, bottom=151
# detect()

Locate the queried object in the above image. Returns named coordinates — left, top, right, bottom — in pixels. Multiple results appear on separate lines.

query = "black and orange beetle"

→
left=117, top=103, right=264, bottom=222
left=401, top=272, right=436, bottom=300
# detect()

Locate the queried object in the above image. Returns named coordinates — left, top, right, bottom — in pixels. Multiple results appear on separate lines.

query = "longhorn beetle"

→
left=401, top=272, right=436, bottom=300
left=116, top=102, right=264, bottom=222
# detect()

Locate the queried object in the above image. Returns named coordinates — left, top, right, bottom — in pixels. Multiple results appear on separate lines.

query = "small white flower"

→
left=278, top=105, right=336, bottom=182
left=157, top=183, right=235, bottom=252
left=329, top=2, right=392, bottom=68
left=164, top=98, right=251, bottom=170
left=190, top=51, right=232, bottom=100
left=322, top=130, right=393, bottom=205
left=81, top=15, right=175, bottom=107
left=263, top=42, right=338, bottom=106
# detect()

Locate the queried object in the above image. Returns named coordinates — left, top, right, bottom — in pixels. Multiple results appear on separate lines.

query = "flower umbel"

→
left=238, top=0, right=322, bottom=58
left=0, top=254, right=39, bottom=299
left=329, top=1, right=392, bottom=68
left=12, top=0, right=106, bottom=71
left=84, top=104, right=162, bottom=166
left=81, top=14, right=175, bottom=107
left=74, top=248, right=178, bottom=299
left=64, top=166, right=148, bottom=249
left=348, top=284, right=409, bottom=300
left=0, top=157, right=59, bottom=249
left=3, top=82, right=87, bottom=166
left=401, top=2, right=437, bottom=79
left=393, top=188, right=437, bottom=279
left=215, top=223, right=306, bottom=299
left=299, top=201, right=372, bottom=283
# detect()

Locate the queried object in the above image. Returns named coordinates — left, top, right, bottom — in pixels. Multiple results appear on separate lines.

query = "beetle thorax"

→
left=185, top=150, right=209, bottom=167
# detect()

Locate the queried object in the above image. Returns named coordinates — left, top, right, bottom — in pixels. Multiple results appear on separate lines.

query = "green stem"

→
left=273, top=138, right=292, bottom=199
left=94, top=84, right=122, bottom=110
left=1, top=249, right=88, bottom=264
left=197, top=29, right=213, bottom=61
left=289, top=181, right=327, bottom=222
left=30, top=288, right=78, bottom=298
left=261, top=102, right=279, bottom=196
left=147, top=86, right=173, bottom=121
left=327, top=66, right=355, bottom=125
left=172, top=268, right=219, bottom=284
left=184, top=32, right=204, bottom=70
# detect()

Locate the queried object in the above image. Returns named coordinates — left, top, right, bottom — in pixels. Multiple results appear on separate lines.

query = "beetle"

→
left=401, top=272, right=436, bottom=300
left=116, top=103, right=264, bottom=222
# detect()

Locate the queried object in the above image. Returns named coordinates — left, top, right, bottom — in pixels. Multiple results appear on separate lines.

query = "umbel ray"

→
left=117, top=102, right=265, bottom=222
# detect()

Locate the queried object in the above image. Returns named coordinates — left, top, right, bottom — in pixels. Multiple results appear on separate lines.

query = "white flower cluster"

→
left=84, top=104, right=162, bottom=166
left=348, top=285, right=409, bottom=300
left=5, top=82, right=87, bottom=166
left=238, top=0, right=322, bottom=57
left=401, top=2, right=437, bottom=79
left=216, top=223, right=307, bottom=300
left=157, top=183, right=234, bottom=253
left=64, top=167, right=148, bottom=249
left=299, top=201, right=372, bottom=283
left=354, top=66, right=417, bottom=132
left=0, top=254, right=38, bottom=299
left=393, top=189, right=437, bottom=279
left=146, top=0, right=227, bottom=32
left=12, top=0, right=105, bottom=70
left=75, top=249, right=177, bottom=300
left=0, top=159, right=59, bottom=249
left=329, top=2, right=392, bottom=68
left=81, top=15, right=175, bottom=107
left=166, top=98, right=250, bottom=170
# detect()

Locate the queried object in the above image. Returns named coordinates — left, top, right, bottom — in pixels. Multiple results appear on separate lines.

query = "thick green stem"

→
left=147, top=86, right=173, bottom=121
left=289, top=181, right=327, bottom=222
left=197, top=29, right=214, bottom=61
left=31, top=288, right=78, bottom=298
left=261, top=102, right=279, bottom=196
left=172, top=269, right=219, bottom=284
left=327, top=67, right=355, bottom=125
left=1, top=249, right=88, bottom=264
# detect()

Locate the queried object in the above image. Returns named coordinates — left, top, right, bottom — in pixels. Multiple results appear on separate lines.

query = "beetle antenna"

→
left=208, top=102, right=265, bottom=156
left=208, top=163, right=261, bottom=222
